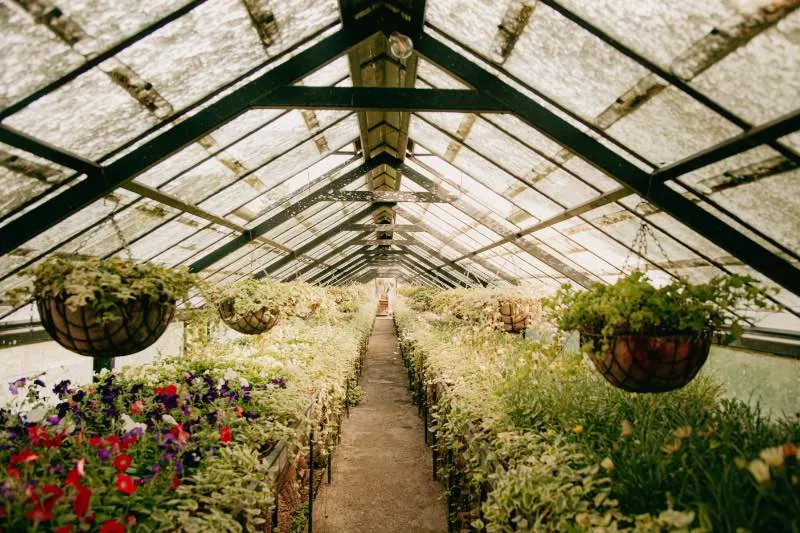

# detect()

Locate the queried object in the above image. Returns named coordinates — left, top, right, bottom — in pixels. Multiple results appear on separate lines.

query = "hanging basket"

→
left=218, top=300, right=279, bottom=335
left=37, top=295, right=175, bottom=358
left=580, top=331, right=712, bottom=393
left=498, top=300, right=531, bottom=333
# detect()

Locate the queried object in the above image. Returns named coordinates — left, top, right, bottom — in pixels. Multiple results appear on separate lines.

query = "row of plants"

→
left=394, top=290, right=799, bottom=532
left=0, top=299, right=374, bottom=532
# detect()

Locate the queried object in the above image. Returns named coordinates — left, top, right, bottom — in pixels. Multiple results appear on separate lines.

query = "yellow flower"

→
left=621, top=420, right=634, bottom=437
left=663, top=440, right=682, bottom=454
left=573, top=425, right=584, bottom=435
left=748, top=459, right=771, bottom=485
left=600, top=457, right=614, bottom=472
left=674, top=426, right=692, bottom=440
left=759, top=446, right=784, bottom=469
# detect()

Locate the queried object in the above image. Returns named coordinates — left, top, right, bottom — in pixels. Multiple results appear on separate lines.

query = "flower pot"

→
left=498, top=300, right=531, bottom=333
left=377, top=296, right=390, bottom=316
left=218, top=300, right=279, bottom=335
left=37, top=294, right=175, bottom=358
left=580, top=332, right=712, bottom=393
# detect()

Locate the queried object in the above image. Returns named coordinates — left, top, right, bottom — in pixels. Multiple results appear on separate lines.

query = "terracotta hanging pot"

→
left=580, top=331, right=712, bottom=393
left=218, top=300, right=279, bottom=335
left=37, top=295, right=175, bottom=358
left=498, top=300, right=531, bottom=333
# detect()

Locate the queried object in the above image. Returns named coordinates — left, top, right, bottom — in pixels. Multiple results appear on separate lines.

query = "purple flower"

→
left=8, top=377, right=26, bottom=395
left=46, top=416, right=61, bottom=426
left=185, top=372, right=197, bottom=385
left=175, top=459, right=184, bottom=475
left=53, top=380, right=72, bottom=396
left=205, top=412, right=218, bottom=425
left=124, top=427, right=144, bottom=440
left=98, top=448, right=110, bottom=461
left=271, top=377, right=287, bottom=389
left=243, top=411, right=260, bottom=420
left=150, top=464, right=161, bottom=474
left=33, top=379, right=45, bottom=388
left=182, top=404, right=191, bottom=417
left=72, top=390, right=86, bottom=402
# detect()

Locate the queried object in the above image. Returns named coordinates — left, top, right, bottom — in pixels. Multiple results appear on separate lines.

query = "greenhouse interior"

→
left=0, top=0, right=799, bottom=531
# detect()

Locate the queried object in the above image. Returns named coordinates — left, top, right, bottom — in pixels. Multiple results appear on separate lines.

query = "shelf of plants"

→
left=395, top=286, right=799, bottom=533
left=0, top=283, right=373, bottom=532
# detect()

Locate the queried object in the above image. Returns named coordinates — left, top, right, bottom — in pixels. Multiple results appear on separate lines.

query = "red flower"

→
left=165, top=384, right=177, bottom=396
left=99, top=519, right=126, bottom=533
left=28, top=425, right=49, bottom=446
left=104, top=435, right=121, bottom=450
left=170, top=424, right=190, bottom=444
left=26, top=506, right=52, bottom=523
left=7, top=467, right=20, bottom=479
left=171, top=474, right=181, bottom=490
left=65, top=468, right=81, bottom=488
left=120, top=435, right=138, bottom=451
left=10, top=448, right=39, bottom=465
left=43, top=484, right=63, bottom=511
left=235, top=406, right=244, bottom=417
left=45, top=431, right=66, bottom=448
left=126, top=514, right=137, bottom=527
left=130, top=400, right=144, bottom=414
left=55, top=525, right=74, bottom=533
left=114, top=454, right=132, bottom=472
left=25, top=484, right=39, bottom=504
left=74, top=485, right=91, bottom=518
left=88, top=436, right=104, bottom=448
left=115, top=473, right=136, bottom=495
left=220, top=426, right=232, bottom=445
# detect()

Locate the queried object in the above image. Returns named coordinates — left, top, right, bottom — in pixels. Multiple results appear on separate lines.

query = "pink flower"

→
left=130, top=400, right=144, bottom=415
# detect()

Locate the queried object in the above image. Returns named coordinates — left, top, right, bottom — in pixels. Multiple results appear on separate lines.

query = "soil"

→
left=312, top=317, right=447, bottom=533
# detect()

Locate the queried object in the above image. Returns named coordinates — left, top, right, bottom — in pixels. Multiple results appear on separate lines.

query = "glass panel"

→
left=606, top=87, right=742, bottom=166
left=691, top=12, right=800, bottom=124
left=5, top=68, right=159, bottom=158
left=426, top=0, right=508, bottom=59
left=0, top=143, right=73, bottom=219
left=416, top=58, right=468, bottom=89
left=557, top=0, right=736, bottom=70
left=0, top=2, right=84, bottom=109
left=504, top=4, right=648, bottom=120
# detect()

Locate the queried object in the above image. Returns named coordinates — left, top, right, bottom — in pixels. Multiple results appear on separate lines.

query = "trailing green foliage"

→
left=545, top=272, right=776, bottom=342
left=395, top=297, right=799, bottom=532
left=4, top=256, right=199, bottom=324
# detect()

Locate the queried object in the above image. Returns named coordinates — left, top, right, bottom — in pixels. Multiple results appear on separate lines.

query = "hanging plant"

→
left=208, top=278, right=295, bottom=335
left=5, top=256, right=198, bottom=358
left=430, top=288, right=540, bottom=334
left=544, top=272, right=776, bottom=393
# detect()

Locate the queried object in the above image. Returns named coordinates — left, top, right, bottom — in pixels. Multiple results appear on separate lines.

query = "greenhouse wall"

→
left=0, top=322, right=184, bottom=406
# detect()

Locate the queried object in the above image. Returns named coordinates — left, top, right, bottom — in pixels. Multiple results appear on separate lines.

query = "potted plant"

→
left=209, top=277, right=293, bottom=335
left=5, top=256, right=197, bottom=358
left=544, top=272, right=776, bottom=393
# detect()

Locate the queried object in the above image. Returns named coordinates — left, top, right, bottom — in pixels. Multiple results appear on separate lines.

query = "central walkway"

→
left=312, top=317, right=447, bottom=533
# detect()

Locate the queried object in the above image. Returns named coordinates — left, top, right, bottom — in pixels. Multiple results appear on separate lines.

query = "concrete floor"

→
left=312, top=317, right=447, bottom=533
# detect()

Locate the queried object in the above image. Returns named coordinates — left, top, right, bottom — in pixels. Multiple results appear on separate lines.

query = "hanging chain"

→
left=102, top=194, right=134, bottom=260
left=622, top=200, right=673, bottom=274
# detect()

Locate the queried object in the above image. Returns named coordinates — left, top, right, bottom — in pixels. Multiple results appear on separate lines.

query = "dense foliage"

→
left=420, top=287, right=542, bottom=332
left=545, top=272, right=775, bottom=342
left=5, top=256, right=199, bottom=325
left=205, top=277, right=299, bottom=322
left=0, top=302, right=373, bottom=531
left=395, top=297, right=799, bottom=532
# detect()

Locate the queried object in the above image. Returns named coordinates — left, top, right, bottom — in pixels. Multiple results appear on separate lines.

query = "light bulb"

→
left=388, top=31, right=414, bottom=60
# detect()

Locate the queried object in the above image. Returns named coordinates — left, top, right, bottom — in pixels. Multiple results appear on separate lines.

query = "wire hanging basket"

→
left=580, top=331, right=712, bottom=393
left=218, top=300, right=279, bottom=335
left=497, top=300, right=531, bottom=334
left=38, top=295, right=175, bottom=358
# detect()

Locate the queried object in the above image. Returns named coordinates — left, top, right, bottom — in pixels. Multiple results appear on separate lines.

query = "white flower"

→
left=120, top=414, right=147, bottom=435
left=223, top=368, right=239, bottom=381
left=162, top=414, right=178, bottom=426
left=239, top=377, right=250, bottom=388
left=759, top=446, right=785, bottom=469
left=22, top=406, right=49, bottom=424
left=748, top=459, right=771, bottom=484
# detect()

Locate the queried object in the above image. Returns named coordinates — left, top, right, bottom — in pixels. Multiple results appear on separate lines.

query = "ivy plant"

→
left=544, top=272, right=776, bottom=342
left=5, top=256, right=199, bottom=324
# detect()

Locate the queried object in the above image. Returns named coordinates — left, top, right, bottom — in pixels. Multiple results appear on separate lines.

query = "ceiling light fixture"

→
left=388, top=31, right=414, bottom=60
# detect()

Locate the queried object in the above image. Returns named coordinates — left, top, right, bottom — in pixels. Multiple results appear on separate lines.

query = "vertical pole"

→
left=93, top=357, right=114, bottom=381
left=345, top=380, right=350, bottom=417
left=327, top=449, right=333, bottom=484
left=308, top=430, right=314, bottom=533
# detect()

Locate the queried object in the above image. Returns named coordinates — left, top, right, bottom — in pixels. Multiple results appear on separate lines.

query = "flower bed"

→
left=0, top=304, right=373, bottom=532
left=394, top=299, right=799, bottom=532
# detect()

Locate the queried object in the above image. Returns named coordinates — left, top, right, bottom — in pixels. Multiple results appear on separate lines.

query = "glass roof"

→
left=0, top=0, right=797, bottom=333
